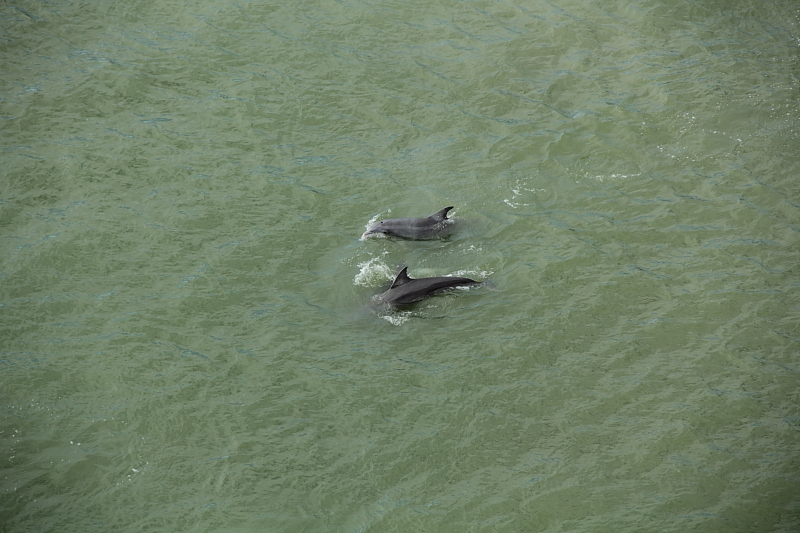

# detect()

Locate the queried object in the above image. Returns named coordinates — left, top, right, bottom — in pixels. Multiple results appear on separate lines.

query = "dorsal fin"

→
left=429, top=206, right=454, bottom=221
left=390, top=267, right=413, bottom=288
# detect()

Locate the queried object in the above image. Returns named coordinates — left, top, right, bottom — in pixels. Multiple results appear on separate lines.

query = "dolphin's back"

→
left=376, top=267, right=478, bottom=306
left=362, top=206, right=455, bottom=240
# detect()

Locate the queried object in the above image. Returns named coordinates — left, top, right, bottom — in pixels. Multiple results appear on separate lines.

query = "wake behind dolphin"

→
left=362, top=206, right=455, bottom=240
left=373, top=266, right=479, bottom=307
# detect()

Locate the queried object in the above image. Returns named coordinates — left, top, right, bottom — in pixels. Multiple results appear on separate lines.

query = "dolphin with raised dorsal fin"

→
left=373, top=266, right=479, bottom=307
left=362, top=206, right=455, bottom=240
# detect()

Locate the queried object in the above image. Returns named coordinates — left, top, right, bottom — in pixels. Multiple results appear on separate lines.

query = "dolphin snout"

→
left=361, top=229, right=384, bottom=239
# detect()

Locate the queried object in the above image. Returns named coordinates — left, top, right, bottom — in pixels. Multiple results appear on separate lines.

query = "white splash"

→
left=452, top=269, right=493, bottom=279
left=587, top=172, right=642, bottom=183
left=353, top=257, right=393, bottom=286
left=504, top=177, right=546, bottom=208
left=380, top=311, right=412, bottom=326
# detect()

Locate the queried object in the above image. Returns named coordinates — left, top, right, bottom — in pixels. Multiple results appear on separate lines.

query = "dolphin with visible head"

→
left=373, top=266, right=479, bottom=307
left=362, top=206, right=455, bottom=240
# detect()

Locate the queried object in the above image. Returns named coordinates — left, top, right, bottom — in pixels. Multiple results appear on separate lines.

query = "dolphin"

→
left=362, top=206, right=455, bottom=240
left=373, top=266, right=479, bottom=307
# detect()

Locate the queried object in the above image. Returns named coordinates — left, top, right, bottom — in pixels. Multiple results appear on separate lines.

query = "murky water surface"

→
left=2, top=0, right=799, bottom=531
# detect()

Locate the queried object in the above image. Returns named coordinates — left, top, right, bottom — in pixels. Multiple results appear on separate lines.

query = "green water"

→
left=2, top=0, right=799, bottom=531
